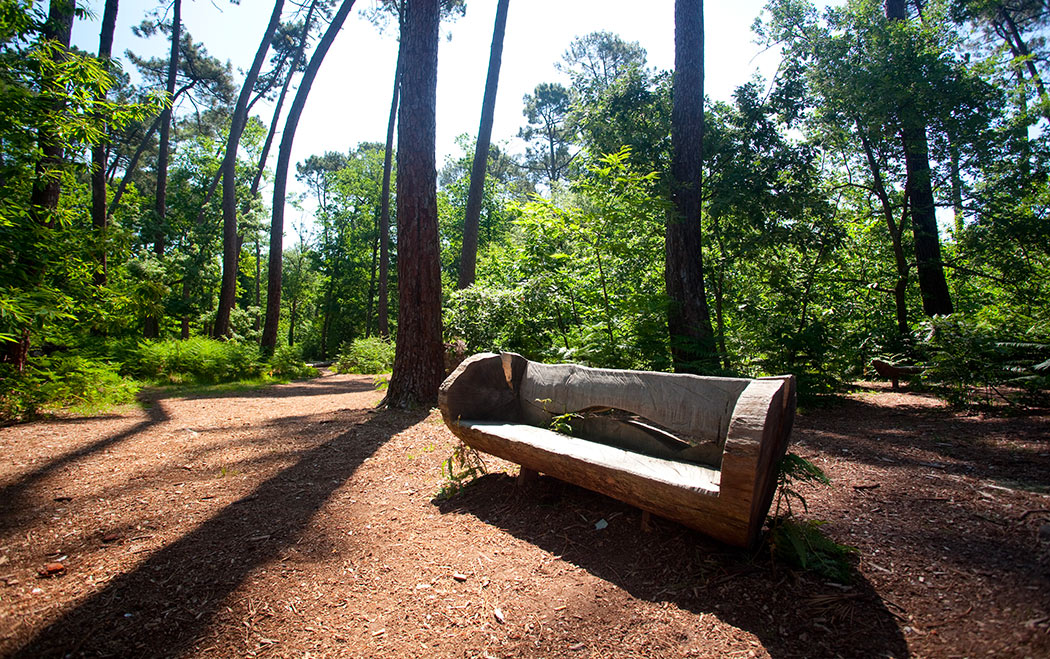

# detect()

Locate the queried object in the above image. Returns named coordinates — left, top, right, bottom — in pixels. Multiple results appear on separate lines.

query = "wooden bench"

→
left=871, top=358, right=924, bottom=390
left=438, top=352, right=796, bottom=548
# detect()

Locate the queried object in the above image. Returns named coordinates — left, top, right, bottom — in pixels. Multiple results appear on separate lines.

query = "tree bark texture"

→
left=153, top=0, right=180, bottom=259
left=214, top=0, right=286, bottom=339
left=666, top=0, right=718, bottom=373
left=457, top=0, right=510, bottom=290
left=261, top=0, right=357, bottom=353
left=885, top=1, right=954, bottom=317
left=860, top=131, right=910, bottom=336
left=385, top=0, right=444, bottom=408
left=90, top=0, right=119, bottom=287
left=250, top=0, right=319, bottom=198
left=145, top=0, right=180, bottom=339
left=378, top=40, right=403, bottom=338
left=900, top=122, right=953, bottom=316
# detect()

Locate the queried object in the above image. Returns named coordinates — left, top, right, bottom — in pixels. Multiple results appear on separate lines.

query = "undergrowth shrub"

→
left=129, top=338, right=263, bottom=384
left=268, top=345, right=318, bottom=380
left=0, top=355, right=138, bottom=423
left=918, top=316, right=1050, bottom=408
left=336, top=337, right=394, bottom=374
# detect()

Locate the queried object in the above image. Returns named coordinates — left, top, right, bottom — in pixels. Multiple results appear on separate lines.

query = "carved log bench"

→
left=438, top=352, right=796, bottom=548
left=871, top=358, right=924, bottom=390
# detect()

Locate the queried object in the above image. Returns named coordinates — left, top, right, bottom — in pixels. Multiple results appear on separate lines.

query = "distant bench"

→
left=438, top=353, right=796, bottom=548
left=871, top=359, right=924, bottom=390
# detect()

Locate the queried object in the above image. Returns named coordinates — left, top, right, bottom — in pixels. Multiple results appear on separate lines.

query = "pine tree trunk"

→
left=457, top=0, right=510, bottom=290
left=146, top=0, right=181, bottom=339
left=887, top=0, right=953, bottom=317
left=214, top=0, right=286, bottom=339
left=250, top=0, right=319, bottom=199
left=91, top=0, right=119, bottom=287
left=378, top=40, right=403, bottom=339
left=260, top=0, right=358, bottom=354
left=385, top=0, right=443, bottom=408
left=665, top=0, right=717, bottom=373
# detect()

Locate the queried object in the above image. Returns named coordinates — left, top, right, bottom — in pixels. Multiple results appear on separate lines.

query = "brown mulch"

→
left=0, top=374, right=1047, bottom=658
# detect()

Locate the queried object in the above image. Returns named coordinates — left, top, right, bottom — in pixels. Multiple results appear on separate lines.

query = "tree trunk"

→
left=109, top=84, right=192, bottom=215
left=665, top=0, right=717, bottom=373
left=886, top=0, right=952, bottom=317
left=260, top=0, right=358, bottom=354
left=250, top=0, right=319, bottom=199
left=860, top=131, right=910, bottom=337
left=378, top=40, right=403, bottom=339
left=214, top=0, right=286, bottom=339
left=385, top=0, right=443, bottom=408
left=146, top=0, right=181, bottom=339
left=91, top=0, right=119, bottom=287
left=901, top=123, right=953, bottom=316
left=457, top=0, right=510, bottom=290
left=2, top=0, right=75, bottom=370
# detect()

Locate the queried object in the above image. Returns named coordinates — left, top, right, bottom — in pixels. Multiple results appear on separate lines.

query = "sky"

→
left=70, top=0, right=815, bottom=224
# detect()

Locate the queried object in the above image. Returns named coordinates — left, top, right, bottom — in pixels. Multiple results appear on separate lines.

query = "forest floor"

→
left=0, top=372, right=1048, bottom=658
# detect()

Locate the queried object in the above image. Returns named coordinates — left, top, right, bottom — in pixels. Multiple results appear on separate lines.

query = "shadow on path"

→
left=0, top=401, right=170, bottom=530
left=438, top=474, right=910, bottom=659
left=10, top=407, right=425, bottom=658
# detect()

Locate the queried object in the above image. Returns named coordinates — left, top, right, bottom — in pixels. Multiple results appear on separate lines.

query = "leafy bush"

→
left=268, top=345, right=318, bottom=380
left=336, top=337, right=395, bottom=374
left=128, top=338, right=263, bottom=384
left=0, top=355, right=139, bottom=423
left=767, top=453, right=857, bottom=582
left=918, top=316, right=1049, bottom=407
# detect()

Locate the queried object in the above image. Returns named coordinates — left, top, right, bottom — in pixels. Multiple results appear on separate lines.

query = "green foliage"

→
left=769, top=518, right=858, bottom=583
left=768, top=453, right=857, bottom=582
left=0, top=355, right=139, bottom=423
left=268, top=344, right=318, bottom=381
left=128, top=338, right=263, bottom=384
left=335, top=337, right=394, bottom=374
left=918, top=315, right=1049, bottom=407
left=435, top=441, right=487, bottom=500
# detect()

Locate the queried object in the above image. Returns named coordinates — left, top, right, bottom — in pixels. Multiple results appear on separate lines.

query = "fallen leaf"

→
left=38, top=562, right=65, bottom=577
left=452, top=572, right=468, bottom=582
left=493, top=608, right=505, bottom=624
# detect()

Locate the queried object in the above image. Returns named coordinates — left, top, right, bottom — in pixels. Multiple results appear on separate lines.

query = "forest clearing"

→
left=4, top=0, right=1050, bottom=655
left=0, top=371, right=1047, bottom=658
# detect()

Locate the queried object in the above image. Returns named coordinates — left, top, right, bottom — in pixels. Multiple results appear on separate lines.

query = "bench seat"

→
left=439, top=352, right=796, bottom=547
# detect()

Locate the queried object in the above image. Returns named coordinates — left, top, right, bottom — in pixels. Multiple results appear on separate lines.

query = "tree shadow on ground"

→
left=147, top=373, right=380, bottom=402
left=9, top=407, right=425, bottom=658
left=437, top=473, right=910, bottom=659
left=0, top=400, right=171, bottom=530
left=796, top=395, right=1050, bottom=492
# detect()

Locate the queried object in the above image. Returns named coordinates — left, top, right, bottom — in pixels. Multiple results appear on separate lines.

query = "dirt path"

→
left=0, top=373, right=1047, bottom=658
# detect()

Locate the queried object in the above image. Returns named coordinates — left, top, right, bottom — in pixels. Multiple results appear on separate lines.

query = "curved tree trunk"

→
left=250, top=0, right=320, bottom=198
left=260, top=0, right=358, bottom=353
left=214, top=0, right=286, bottom=339
left=385, top=0, right=443, bottom=408
left=457, top=0, right=510, bottom=290
left=377, top=40, right=403, bottom=338
left=91, top=0, right=119, bottom=287
left=146, top=0, right=181, bottom=339
left=666, top=0, right=717, bottom=373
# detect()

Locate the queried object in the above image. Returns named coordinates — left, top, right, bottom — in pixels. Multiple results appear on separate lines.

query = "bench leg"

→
left=516, top=467, right=539, bottom=487
left=640, top=510, right=653, bottom=533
